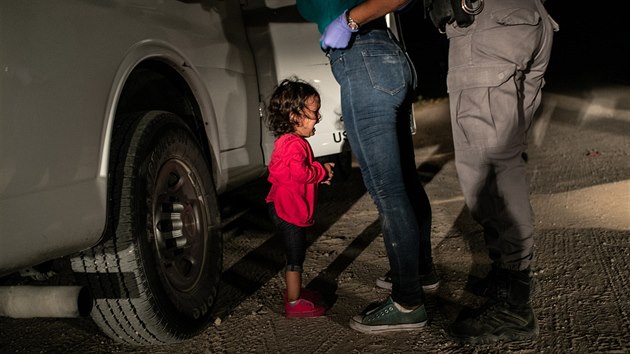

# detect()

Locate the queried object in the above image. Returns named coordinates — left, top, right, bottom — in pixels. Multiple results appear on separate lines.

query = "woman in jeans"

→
left=296, top=0, right=438, bottom=333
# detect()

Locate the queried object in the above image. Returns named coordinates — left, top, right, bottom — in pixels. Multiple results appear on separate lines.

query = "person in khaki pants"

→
left=434, top=0, right=559, bottom=344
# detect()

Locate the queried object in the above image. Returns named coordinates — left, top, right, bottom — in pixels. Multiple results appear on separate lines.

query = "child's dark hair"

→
left=265, top=77, right=320, bottom=137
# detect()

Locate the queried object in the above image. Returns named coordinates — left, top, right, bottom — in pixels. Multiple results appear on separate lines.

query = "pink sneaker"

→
left=283, top=288, right=322, bottom=303
left=284, top=298, right=326, bottom=318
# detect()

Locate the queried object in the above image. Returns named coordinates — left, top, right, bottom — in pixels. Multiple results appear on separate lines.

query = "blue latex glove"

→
left=320, top=10, right=357, bottom=50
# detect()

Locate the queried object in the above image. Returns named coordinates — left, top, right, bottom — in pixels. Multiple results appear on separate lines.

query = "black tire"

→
left=71, top=111, right=222, bottom=345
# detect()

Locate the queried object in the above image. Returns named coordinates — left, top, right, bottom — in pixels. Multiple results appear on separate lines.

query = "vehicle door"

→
left=241, top=0, right=349, bottom=164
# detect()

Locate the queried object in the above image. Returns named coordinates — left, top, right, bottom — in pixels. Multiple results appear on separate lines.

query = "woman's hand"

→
left=320, top=10, right=356, bottom=50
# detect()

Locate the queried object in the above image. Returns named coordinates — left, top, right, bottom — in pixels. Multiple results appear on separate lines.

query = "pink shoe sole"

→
left=285, top=298, right=326, bottom=318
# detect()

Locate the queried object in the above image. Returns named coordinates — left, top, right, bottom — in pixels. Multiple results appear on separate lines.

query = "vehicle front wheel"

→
left=72, top=111, right=221, bottom=345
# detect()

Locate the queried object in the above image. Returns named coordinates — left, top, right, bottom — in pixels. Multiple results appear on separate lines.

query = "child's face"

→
left=293, top=95, right=321, bottom=138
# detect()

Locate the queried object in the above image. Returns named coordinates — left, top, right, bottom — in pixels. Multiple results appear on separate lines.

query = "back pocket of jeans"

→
left=362, top=49, right=406, bottom=95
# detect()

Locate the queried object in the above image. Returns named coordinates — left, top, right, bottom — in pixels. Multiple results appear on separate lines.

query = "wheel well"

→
left=114, top=59, right=215, bottom=166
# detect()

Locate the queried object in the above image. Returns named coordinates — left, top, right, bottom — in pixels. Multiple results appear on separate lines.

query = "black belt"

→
left=358, top=17, right=388, bottom=34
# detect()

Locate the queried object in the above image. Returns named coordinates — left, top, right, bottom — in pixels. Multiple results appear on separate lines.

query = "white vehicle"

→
left=0, top=0, right=348, bottom=345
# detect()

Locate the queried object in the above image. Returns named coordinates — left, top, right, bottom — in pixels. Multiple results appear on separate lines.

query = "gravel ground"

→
left=1, top=85, right=629, bottom=353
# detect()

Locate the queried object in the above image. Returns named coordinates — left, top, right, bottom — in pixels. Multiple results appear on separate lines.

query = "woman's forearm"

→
left=347, top=0, right=410, bottom=27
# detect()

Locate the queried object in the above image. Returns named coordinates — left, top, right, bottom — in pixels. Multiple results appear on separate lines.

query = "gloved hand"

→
left=320, top=10, right=357, bottom=50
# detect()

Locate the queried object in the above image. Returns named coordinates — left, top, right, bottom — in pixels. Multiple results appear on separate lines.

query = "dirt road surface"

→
left=1, top=84, right=629, bottom=353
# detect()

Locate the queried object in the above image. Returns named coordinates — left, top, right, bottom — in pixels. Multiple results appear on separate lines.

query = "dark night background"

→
left=395, top=1, right=630, bottom=98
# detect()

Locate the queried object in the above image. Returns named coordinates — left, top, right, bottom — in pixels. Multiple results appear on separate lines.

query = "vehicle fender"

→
left=100, top=39, right=224, bottom=187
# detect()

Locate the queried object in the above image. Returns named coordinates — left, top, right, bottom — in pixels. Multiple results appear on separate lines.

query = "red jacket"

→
left=265, top=134, right=327, bottom=226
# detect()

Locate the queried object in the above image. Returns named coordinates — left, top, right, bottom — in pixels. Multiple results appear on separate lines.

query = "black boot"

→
left=448, top=269, right=539, bottom=344
left=471, top=265, right=538, bottom=300
left=470, top=264, right=505, bottom=298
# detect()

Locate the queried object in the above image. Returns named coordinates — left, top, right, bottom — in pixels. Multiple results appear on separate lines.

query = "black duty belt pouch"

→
left=424, top=0, right=481, bottom=32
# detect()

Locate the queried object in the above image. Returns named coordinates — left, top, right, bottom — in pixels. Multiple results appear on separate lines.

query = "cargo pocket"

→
left=448, top=63, right=518, bottom=148
left=362, top=49, right=406, bottom=95
left=448, top=63, right=515, bottom=92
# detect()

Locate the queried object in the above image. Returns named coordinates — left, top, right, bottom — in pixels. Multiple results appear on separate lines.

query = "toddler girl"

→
left=264, top=78, right=334, bottom=318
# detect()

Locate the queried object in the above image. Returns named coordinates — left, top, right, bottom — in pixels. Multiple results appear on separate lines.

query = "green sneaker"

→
left=448, top=300, right=539, bottom=344
left=375, top=268, right=440, bottom=292
left=420, top=268, right=440, bottom=292
left=349, top=297, right=428, bottom=333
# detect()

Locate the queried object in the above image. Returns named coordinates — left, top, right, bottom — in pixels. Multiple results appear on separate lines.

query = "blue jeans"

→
left=329, top=29, right=432, bottom=307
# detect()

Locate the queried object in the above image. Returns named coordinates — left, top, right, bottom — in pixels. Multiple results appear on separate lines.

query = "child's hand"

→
left=321, top=162, right=335, bottom=185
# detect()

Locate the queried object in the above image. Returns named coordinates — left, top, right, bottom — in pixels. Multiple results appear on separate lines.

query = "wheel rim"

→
left=153, top=158, right=208, bottom=293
